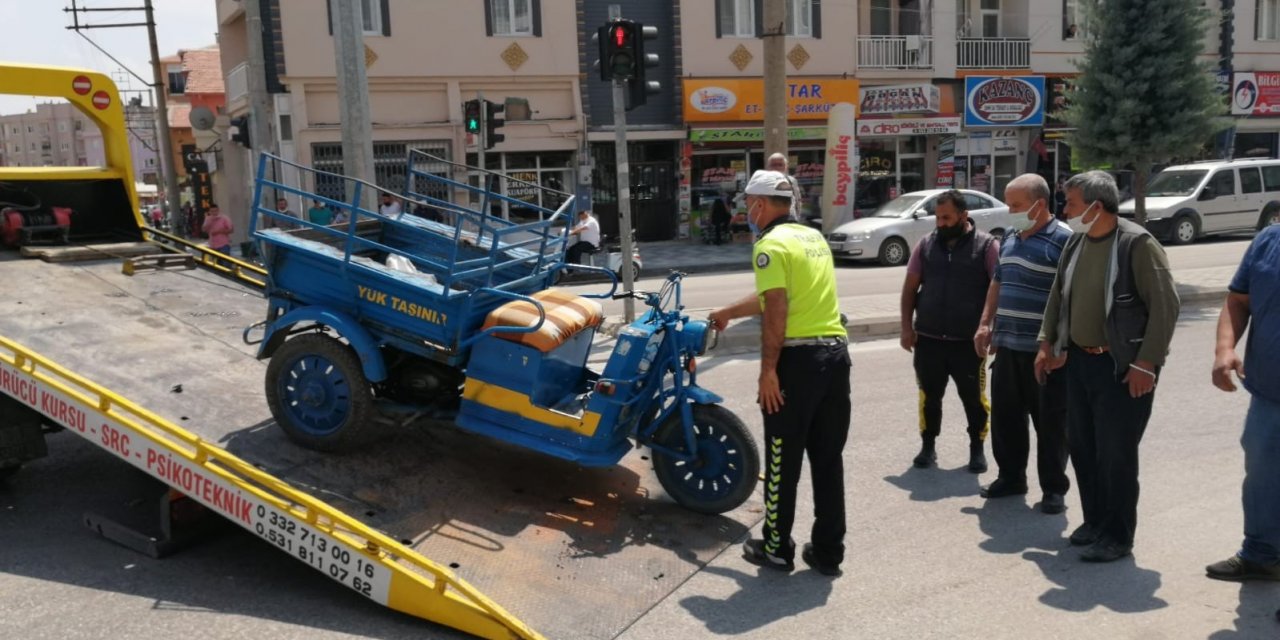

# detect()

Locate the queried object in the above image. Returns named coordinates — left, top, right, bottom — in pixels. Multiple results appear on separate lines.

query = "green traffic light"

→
left=466, top=118, right=480, bottom=132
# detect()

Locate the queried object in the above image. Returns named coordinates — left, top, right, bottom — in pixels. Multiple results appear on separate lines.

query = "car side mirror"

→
left=1200, top=186, right=1216, bottom=201
left=911, top=212, right=919, bottom=220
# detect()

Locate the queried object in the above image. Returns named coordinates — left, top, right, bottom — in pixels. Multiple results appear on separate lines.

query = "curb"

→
left=600, top=284, right=1230, bottom=352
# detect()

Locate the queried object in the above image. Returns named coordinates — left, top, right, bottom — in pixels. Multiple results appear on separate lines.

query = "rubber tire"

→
left=989, top=228, right=1005, bottom=242
left=652, top=404, right=760, bottom=515
left=265, top=333, right=374, bottom=452
left=878, top=237, right=910, bottom=267
left=615, top=261, right=642, bottom=282
left=1170, top=214, right=1198, bottom=245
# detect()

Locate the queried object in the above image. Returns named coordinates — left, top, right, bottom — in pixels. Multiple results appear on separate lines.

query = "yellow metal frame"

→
left=0, top=334, right=542, bottom=640
left=0, top=63, right=144, bottom=232
left=142, top=226, right=268, bottom=289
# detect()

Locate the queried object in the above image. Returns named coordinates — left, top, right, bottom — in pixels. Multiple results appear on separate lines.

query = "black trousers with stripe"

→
left=913, top=336, right=990, bottom=443
left=761, top=343, right=852, bottom=565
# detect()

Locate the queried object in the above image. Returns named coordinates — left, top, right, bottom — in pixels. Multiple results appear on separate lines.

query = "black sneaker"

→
left=1040, top=493, right=1066, bottom=515
left=1080, top=539, right=1132, bottom=563
left=801, top=543, right=843, bottom=577
left=913, top=441, right=937, bottom=468
left=1069, top=523, right=1099, bottom=546
left=967, top=442, right=988, bottom=474
left=981, top=478, right=1028, bottom=499
left=742, top=538, right=794, bottom=572
left=1206, top=556, right=1280, bottom=582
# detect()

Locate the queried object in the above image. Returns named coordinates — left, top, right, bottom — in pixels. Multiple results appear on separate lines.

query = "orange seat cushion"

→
left=482, top=289, right=604, bottom=352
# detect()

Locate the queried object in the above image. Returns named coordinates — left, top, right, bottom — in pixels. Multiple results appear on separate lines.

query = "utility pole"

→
left=329, top=0, right=376, bottom=205
left=612, top=79, right=636, bottom=321
left=243, top=0, right=276, bottom=179
left=65, top=0, right=183, bottom=227
left=762, top=0, right=788, bottom=160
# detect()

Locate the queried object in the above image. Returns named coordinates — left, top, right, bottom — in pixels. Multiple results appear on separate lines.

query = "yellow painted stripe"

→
left=977, top=356, right=991, bottom=441
left=463, top=379, right=602, bottom=437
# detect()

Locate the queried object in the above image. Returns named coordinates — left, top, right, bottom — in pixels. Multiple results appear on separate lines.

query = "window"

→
left=963, top=193, right=992, bottom=211
left=279, top=114, right=293, bottom=142
left=1263, top=165, right=1280, bottom=191
left=787, top=0, right=813, bottom=37
left=29, top=142, right=35, bottom=151
left=360, top=0, right=382, bottom=35
left=870, top=0, right=893, bottom=34
left=980, top=0, right=1001, bottom=37
left=719, top=0, right=756, bottom=37
left=1240, top=167, right=1264, bottom=194
left=167, top=64, right=186, bottom=95
left=490, top=0, right=534, bottom=36
left=1259, top=0, right=1280, bottom=40
left=60, top=143, right=69, bottom=151
left=1209, top=170, right=1236, bottom=196
left=58, top=122, right=67, bottom=132
left=1063, top=0, right=1085, bottom=39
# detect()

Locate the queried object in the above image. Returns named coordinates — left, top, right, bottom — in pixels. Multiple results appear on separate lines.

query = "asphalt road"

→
left=3, top=301, right=1275, bottom=639
left=568, top=236, right=1253, bottom=319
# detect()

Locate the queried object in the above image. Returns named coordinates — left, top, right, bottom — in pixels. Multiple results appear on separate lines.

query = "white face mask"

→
left=1008, top=201, right=1044, bottom=232
left=1067, top=202, right=1098, bottom=234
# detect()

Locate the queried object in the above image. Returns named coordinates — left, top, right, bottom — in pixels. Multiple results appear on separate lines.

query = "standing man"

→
left=710, top=190, right=733, bottom=245
left=1036, top=170, right=1180, bottom=562
left=272, top=197, right=300, bottom=230
left=378, top=193, right=403, bottom=217
left=766, top=153, right=805, bottom=220
left=900, top=190, right=999, bottom=472
left=1206, top=222, right=1280, bottom=581
left=974, top=174, right=1072, bottom=513
left=710, top=170, right=850, bottom=577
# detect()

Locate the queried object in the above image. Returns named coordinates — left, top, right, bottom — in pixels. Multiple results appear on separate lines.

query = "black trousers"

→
left=913, top=336, right=990, bottom=442
left=565, top=241, right=597, bottom=265
left=1065, top=346, right=1155, bottom=547
left=761, top=343, right=852, bottom=565
left=712, top=220, right=729, bottom=244
left=990, top=348, right=1070, bottom=495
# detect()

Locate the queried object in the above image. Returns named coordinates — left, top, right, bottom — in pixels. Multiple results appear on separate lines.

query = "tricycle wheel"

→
left=265, top=333, right=374, bottom=452
left=652, top=404, right=759, bottom=515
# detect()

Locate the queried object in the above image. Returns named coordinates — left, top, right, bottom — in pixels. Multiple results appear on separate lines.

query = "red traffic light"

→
left=612, top=25, right=629, bottom=47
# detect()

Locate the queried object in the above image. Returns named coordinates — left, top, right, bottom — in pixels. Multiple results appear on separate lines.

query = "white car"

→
left=825, top=189, right=1013, bottom=266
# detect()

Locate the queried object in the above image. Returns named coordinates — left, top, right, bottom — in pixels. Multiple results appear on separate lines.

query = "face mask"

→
left=746, top=199, right=762, bottom=236
left=936, top=221, right=965, bottom=241
left=1008, top=202, right=1044, bottom=233
left=1067, top=202, right=1098, bottom=234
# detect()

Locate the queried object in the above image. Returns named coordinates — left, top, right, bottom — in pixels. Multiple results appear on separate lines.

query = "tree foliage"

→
left=1063, top=0, right=1231, bottom=225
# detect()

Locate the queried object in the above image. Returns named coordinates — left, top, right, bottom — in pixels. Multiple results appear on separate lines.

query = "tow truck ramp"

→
left=0, top=334, right=538, bottom=640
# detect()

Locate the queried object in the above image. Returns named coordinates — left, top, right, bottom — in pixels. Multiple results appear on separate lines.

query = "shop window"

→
left=1240, top=167, right=1263, bottom=194
left=718, top=0, right=756, bottom=37
left=1063, top=0, right=1086, bottom=40
left=466, top=151, right=572, bottom=221
left=1259, top=0, right=1280, bottom=40
left=487, top=0, right=540, bottom=37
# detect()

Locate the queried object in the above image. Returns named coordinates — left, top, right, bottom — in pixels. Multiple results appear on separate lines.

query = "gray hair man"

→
left=974, top=173, right=1073, bottom=514
left=766, top=153, right=805, bottom=220
left=1035, top=170, right=1180, bottom=562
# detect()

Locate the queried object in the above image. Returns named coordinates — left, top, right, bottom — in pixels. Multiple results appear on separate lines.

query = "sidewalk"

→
left=636, top=239, right=752, bottom=277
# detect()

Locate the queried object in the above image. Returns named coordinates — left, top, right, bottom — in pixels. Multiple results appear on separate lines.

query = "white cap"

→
left=743, top=170, right=794, bottom=198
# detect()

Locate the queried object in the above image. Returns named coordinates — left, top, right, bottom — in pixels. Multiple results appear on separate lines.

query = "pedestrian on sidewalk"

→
left=974, top=174, right=1072, bottom=514
left=1036, top=170, right=1180, bottom=563
left=900, top=189, right=999, bottom=473
left=307, top=199, right=333, bottom=226
left=711, top=190, right=732, bottom=245
left=766, top=153, right=805, bottom=221
left=1206, top=222, right=1280, bottom=582
left=709, top=170, right=850, bottom=577
left=201, top=203, right=233, bottom=255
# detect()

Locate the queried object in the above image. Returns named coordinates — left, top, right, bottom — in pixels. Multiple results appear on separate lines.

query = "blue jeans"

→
left=1241, top=394, right=1280, bottom=566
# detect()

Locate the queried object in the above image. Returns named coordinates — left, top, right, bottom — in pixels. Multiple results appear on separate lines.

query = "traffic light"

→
left=598, top=20, right=637, bottom=81
left=463, top=99, right=482, bottom=135
left=628, top=24, right=662, bottom=110
left=229, top=115, right=251, bottom=148
left=484, top=99, right=505, bottom=150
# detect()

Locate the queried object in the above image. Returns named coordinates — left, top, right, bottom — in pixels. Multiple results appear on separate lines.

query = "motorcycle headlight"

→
left=681, top=319, right=712, bottom=356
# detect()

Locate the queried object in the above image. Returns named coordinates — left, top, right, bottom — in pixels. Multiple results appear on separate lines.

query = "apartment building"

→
left=214, top=0, right=1280, bottom=243
left=0, top=102, right=94, bottom=168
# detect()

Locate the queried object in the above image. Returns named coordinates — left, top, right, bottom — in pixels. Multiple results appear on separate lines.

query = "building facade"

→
left=0, top=102, right=95, bottom=168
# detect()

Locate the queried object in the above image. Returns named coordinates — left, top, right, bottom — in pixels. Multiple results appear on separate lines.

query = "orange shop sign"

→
left=683, top=78, right=859, bottom=122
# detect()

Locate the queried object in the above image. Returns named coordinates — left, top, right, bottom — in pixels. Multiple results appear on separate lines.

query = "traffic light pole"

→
left=611, top=79, right=636, bottom=321
left=477, top=91, right=489, bottom=219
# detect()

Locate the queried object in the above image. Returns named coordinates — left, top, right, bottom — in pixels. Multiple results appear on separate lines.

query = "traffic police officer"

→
left=710, top=170, right=851, bottom=577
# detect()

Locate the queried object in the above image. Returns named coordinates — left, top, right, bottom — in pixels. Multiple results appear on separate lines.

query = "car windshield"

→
left=1146, top=170, right=1208, bottom=197
left=873, top=195, right=926, bottom=218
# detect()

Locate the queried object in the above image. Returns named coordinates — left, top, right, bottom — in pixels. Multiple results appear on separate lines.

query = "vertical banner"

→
left=821, top=102, right=857, bottom=236
left=936, top=135, right=956, bottom=188
left=678, top=142, right=693, bottom=240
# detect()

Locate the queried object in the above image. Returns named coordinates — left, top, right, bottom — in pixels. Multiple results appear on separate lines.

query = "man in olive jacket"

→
left=1035, top=170, right=1180, bottom=563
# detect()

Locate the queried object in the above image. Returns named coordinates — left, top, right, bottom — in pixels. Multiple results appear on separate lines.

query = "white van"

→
left=1117, top=158, right=1280, bottom=244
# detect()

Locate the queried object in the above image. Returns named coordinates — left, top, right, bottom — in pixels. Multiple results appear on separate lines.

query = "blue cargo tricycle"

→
left=245, top=152, right=758, bottom=514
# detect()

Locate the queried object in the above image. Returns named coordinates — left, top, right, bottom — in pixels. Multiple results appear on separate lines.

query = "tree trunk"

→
left=1133, top=167, right=1148, bottom=228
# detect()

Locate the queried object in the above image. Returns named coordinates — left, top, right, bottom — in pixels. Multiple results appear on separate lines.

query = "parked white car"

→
left=825, top=189, right=1013, bottom=266
left=1117, top=158, right=1280, bottom=245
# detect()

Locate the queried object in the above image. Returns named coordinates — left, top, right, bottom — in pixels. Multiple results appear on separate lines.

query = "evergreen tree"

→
left=1063, top=0, right=1230, bottom=226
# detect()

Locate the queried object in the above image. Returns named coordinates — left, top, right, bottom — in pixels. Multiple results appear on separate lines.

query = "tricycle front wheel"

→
left=652, top=404, right=759, bottom=515
left=265, top=333, right=374, bottom=452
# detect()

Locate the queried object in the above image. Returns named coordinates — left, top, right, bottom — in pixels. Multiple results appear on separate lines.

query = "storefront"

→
left=854, top=82, right=965, bottom=215
left=959, top=75, right=1047, bottom=199
left=1231, top=72, right=1280, bottom=159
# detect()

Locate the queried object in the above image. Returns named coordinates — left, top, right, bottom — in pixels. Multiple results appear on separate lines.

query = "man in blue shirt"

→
left=975, top=174, right=1073, bottom=514
left=1207, top=223, right=1280, bottom=581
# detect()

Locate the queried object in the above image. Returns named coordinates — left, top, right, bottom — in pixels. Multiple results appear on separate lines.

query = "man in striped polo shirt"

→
left=974, top=173, right=1073, bottom=514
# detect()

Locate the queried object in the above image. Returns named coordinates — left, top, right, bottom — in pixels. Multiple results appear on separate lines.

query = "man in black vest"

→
left=1036, top=170, right=1180, bottom=563
left=900, top=190, right=1000, bottom=472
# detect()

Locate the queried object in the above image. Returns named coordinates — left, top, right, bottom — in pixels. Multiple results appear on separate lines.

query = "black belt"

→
left=783, top=335, right=847, bottom=347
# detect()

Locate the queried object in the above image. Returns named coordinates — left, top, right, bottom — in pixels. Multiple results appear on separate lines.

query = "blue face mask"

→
left=746, top=199, right=761, bottom=236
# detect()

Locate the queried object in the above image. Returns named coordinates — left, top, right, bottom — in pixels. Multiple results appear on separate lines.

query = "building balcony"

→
left=956, top=38, right=1031, bottom=69
left=856, top=36, right=934, bottom=70
left=226, top=62, right=249, bottom=106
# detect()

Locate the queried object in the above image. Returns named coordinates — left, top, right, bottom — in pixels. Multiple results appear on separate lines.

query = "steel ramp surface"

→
left=0, top=259, right=766, bottom=640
